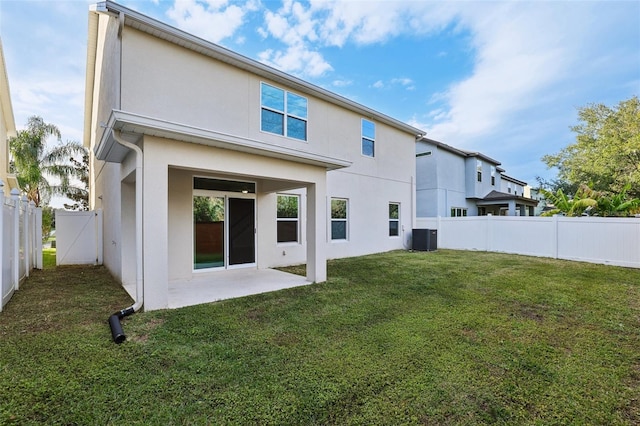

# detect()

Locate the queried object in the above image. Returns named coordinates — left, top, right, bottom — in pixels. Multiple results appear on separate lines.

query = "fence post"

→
left=22, top=196, right=30, bottom=278
left=0, top=181, right=4, bottom=313
left=35, top=206, right=42, bottom=269
left=552, top=215, right=559, bottom=259
left=11, top=189, right=20, bottom=290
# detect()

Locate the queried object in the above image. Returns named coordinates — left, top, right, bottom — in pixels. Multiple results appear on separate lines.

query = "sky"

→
left=1, top=0, right=639, bottom=204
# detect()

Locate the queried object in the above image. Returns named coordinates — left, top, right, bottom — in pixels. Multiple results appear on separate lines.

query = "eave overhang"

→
left=95, top=110, right=352, bottom=171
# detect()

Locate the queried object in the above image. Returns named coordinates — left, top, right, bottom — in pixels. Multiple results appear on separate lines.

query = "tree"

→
left=62, top=149, right=89, bottom=211
left=542, top=96, right=640, bottom=197
left=540, top=185, right=597, bottom=217
left=9, top=116, right=87, bottom=207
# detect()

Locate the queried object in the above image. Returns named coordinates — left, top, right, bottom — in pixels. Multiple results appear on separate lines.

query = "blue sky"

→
left=1, top=0, right=639, bottom=194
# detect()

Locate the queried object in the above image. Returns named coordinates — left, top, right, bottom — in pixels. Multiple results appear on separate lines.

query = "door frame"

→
left=192, top=188, right=257, bottom=272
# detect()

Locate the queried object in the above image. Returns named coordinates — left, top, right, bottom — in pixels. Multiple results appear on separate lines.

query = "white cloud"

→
left=166, top=0, right=258, bottom=44
left=259, top=44, right=333, bottom=77
left=424, top=2, right=608, bottom=145
left=372, top=80, right=384, bottom=89
left=332, top=79, right=352, bottom=88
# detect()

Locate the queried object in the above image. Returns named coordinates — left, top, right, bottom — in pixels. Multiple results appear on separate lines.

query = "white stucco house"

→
left=85, top=1, right=424, bottom=311
left=416, top=137, right=537, bottom=217
left=0, top=38, right=18, bottom=196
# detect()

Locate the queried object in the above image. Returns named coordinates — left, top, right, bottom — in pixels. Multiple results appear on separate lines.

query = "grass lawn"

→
left=1, top=250, right=638, bottom=424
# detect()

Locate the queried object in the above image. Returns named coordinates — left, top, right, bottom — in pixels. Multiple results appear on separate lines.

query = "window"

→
left=261, top=83, right=307, bottom=141
left=277, top=194, right=299, bottom=243
left=450, top=207, right=468, bottom=217
left=508, top=182, right=512, bottom=193
left=362, top=119, right=375, bottom=157
left=331, top=198, right=348, bottom=240
left=389, top=203, right=400, bottom=237
left=476, top=159, right=482, bottom=182
left=491, top=166, right=496, bottom=186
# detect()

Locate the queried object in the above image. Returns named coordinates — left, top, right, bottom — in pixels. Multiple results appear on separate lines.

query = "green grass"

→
left=1, top=250, right=639, bottom=424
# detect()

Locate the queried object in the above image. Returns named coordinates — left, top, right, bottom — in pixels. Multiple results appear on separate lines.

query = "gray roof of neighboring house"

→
left=476, top=190, right=538, bottom=206
left=84, top=1, right=425, bottom=147
left=500, top=174, right=527, bottom=186
left=418, top=137, right=501, bottom=165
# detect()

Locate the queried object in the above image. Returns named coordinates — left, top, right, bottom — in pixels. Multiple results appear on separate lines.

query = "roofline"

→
left=0, top=38, right=16, bottom=137
left=418, top=137, right=501, bottom=165
left=500, top=174, right=527, bottom=186
left=86, top=1, right=425, bottom=140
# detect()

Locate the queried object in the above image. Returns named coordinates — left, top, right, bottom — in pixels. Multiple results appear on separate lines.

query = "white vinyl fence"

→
left=55, top=210, right=103, bottom=266
left=1, top=181, right=43, bottom=312
left=416, top=215, right=640, bottom=268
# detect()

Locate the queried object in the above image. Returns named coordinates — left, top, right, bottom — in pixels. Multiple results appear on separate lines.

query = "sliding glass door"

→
left=193, top=183, right=256, bottom=270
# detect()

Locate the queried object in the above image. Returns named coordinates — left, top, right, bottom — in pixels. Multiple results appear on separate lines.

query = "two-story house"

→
left=85, top=2, right=424, bottom=311
left=416, top=137, right=537, bottom=217
left=0, top=38, right=18, bottom=196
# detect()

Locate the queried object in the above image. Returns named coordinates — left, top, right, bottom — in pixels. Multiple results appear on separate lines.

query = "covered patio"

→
left=123, top=268, right=312, bottom=310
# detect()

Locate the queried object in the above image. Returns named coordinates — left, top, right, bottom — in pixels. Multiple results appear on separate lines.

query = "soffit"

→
left=95, top=110, right=352, bottom=171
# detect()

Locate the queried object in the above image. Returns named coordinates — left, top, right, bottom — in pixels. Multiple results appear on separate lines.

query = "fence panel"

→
left=55, top=210, right=103, bottom=265
left=416, top=215, right=640, bottom=268
left=1, top=195, right=16, bottom=309
left=0, top=182, right=42, bottom=312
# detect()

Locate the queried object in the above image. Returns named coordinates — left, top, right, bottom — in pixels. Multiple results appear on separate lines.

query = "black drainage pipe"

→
left=108, top=307, right=136, bottom=344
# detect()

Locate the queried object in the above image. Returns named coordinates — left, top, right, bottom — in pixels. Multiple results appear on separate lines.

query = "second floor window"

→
left=477, top=159, right=482, bottom=182
left=362, top=119, right=375, bottom=157
left=491, top=166, right=496, bottom=186
left=261, top=83, right=307, bottom=141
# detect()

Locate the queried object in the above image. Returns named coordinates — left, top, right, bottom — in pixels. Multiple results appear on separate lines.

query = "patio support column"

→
left=306, top=179, right=327, bottom=283
left=508, top=200, right=516, bottom=216
left=142, top=146, right=169, bottom=310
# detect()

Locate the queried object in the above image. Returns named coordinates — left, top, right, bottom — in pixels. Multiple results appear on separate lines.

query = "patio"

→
left=124, top=268, right=311, bottom=309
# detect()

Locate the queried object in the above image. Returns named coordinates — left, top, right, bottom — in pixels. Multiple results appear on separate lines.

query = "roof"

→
left=418, top=137, right=501, bottom=165
left=95, top=110, right=352, bottom=171
left=500, top=174, right=527, bottom=186
left=476, top=190, right=538, bottom=206
left=0, top=38, right=16, bottom=138
left=84, top=1, right=425, bottom=147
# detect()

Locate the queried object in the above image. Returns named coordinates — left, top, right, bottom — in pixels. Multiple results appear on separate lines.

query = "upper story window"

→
left=507, top=182, right=512, bottom=193
left=491, top=166, right=496, bottom=186
left=389, top=203, right=400, bottom=237
left=277, top=194, right=299, bottom=243
left=476, top=159, right=482, bottom=182
left=362, top=119, right=375, bottom=157
left=261, top=83, right=307, bottom=141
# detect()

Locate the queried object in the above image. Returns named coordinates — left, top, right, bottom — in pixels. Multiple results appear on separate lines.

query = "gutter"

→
left=108, top=130, right=144, bottom=343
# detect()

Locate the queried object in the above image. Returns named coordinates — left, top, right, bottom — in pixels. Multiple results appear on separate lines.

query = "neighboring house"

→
left=416, top=137, right=537, bottom=217
left=0, top=38, right=18, bottom=196
left=84, top=2, right=424, bottom=311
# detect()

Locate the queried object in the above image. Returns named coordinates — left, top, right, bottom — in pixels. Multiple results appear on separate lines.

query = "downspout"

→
left=108, top=130, right=144, bottom=343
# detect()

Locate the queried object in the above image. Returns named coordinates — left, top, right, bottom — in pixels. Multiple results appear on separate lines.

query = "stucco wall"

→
left=416, top=141, right=469, bottom=217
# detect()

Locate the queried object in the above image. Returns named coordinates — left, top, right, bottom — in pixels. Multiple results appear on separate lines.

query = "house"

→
left=0, top=38, right=18, bottom=196
left=84, top=2, right=424, bottom=311
left=416, top=137, right=537, bottom=217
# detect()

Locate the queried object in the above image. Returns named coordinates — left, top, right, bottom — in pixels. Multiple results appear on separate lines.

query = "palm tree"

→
left=9, top=115, right=87, bottom=207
